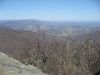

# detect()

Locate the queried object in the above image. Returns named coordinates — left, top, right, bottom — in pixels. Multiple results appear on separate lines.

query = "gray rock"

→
left=0, top=52, right=47, bottom=75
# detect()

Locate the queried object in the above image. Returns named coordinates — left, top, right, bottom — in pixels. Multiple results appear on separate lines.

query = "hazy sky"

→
left=0, top=0, right=100, bottom=21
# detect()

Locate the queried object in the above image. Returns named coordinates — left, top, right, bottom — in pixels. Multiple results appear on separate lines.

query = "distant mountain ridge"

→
left=0, top=19, right=100, bottom=37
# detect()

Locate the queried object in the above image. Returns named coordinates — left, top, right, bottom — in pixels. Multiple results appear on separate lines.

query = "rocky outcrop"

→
left=0, top=52, right=47, bottom=75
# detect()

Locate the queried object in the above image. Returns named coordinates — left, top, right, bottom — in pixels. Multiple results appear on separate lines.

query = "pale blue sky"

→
left=0, top=0, right=100, bottom=21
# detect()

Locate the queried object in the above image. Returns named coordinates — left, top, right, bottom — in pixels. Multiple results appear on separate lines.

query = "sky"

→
left=0, top=0, right=100, bottom=21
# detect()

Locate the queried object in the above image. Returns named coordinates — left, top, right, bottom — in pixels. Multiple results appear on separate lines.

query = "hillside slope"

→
left=0, top=27, right=37, bottom=59
left=0, top=52, right=47, bottom=75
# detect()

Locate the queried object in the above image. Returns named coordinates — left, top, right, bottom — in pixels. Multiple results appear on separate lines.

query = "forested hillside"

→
left=0, top=27, right=100, bottom=75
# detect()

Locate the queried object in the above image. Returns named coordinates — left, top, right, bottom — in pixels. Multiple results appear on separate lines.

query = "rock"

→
left=0, top=52, right=47, bottom=75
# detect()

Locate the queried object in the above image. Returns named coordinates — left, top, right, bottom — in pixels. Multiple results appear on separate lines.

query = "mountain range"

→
left=0, top=20, right=100, bottom=37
